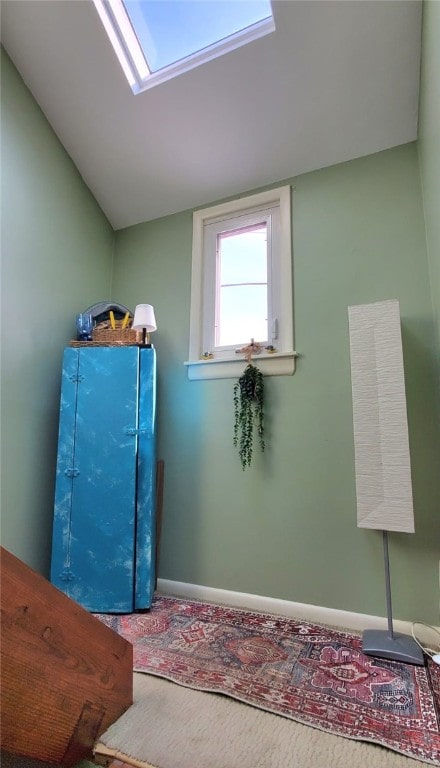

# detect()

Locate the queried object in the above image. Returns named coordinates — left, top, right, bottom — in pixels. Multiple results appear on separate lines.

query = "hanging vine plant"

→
left=233, top=362, right=265, bottom=470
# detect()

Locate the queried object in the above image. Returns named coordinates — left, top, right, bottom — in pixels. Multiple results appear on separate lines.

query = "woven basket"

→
left=69, top=340, right=140, bottom=347
left=92, top=319, right=141, bottom=345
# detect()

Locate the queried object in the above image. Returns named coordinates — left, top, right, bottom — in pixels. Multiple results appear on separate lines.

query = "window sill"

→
left=184, top=352, right=298, bottom=381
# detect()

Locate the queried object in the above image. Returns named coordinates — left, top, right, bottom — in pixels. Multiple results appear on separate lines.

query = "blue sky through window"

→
left=123, top=0, right=273, bottom=73
left=216, top=224, right=268, bottom=347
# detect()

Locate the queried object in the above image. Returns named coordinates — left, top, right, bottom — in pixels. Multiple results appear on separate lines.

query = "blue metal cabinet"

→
left=50, top=346, right=156, bottom=612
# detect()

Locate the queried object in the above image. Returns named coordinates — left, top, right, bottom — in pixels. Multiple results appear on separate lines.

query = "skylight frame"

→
left=93, top=0, right=275, bottom=93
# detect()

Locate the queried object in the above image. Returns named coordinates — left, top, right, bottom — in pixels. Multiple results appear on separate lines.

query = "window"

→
left=214, top=222, right=268, bottom=348
left=93, top=0, right=275, bottom=93
left=186, top=186, right=296, bottom=380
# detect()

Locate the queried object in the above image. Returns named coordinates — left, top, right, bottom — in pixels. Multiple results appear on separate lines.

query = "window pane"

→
left=217, top=285, right=267, bottom=347
left=219, top=225, right=267, bottom=285
left=123, top=1, right=273, bottom=73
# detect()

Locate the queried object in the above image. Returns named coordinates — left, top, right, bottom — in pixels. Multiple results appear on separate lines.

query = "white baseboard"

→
left=157, top=579, right=438, bottom=640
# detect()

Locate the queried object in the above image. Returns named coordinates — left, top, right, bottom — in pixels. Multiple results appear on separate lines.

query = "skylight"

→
left=93, top=0, right=275, bottom=93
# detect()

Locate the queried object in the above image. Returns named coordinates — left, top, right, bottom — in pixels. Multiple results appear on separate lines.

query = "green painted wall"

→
left=113, top=143, right=440, bottom=625
left=0, top=50, right=114, bottom=574
left=418, top=0, right=440, bottom=355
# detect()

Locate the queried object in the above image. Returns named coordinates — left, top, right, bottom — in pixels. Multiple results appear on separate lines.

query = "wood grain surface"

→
left=0, top=547, right=133, bottom=765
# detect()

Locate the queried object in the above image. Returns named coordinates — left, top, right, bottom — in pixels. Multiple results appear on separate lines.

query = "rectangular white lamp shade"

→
left=348, top=300, right=414, bottom=533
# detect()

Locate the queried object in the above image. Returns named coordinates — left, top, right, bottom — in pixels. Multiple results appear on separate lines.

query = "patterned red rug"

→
left=96, top=596, right=440, bottom=765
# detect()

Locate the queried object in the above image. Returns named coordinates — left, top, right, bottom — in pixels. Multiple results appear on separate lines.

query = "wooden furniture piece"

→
left=51, top=345, right=156, bottom=612
left=0, top=546, right=133, bottom=766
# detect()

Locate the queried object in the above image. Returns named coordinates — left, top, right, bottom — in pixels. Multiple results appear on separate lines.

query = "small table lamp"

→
left=132, top=304, right=157, bottom=346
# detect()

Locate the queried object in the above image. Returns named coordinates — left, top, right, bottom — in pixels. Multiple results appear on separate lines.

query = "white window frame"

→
left=186, top=186, right=296, bottom=381
left=205, top=211, right=273, bottom=353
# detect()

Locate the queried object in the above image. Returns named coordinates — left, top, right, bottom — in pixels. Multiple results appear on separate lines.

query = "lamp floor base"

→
left=362, top=629, right=424, bottom=665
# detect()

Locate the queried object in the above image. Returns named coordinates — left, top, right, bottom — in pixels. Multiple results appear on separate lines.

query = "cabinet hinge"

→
left=69, top=373, right=85, bottom=382
left=64, top=468, right=80, bottom=477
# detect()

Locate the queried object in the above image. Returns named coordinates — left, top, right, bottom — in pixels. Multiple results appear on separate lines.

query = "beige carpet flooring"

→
left=94, top=673, right=430, bottom=768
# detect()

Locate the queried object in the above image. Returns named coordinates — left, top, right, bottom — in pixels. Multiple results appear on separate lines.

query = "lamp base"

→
left=362, top=629, right=424, bottom=665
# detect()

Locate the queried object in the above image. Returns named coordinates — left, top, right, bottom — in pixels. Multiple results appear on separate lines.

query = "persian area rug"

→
left=95, top=596, right=440, bottom=766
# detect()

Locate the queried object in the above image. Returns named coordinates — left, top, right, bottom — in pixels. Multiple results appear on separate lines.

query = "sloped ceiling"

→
left=1, top=0, right=422, bottom=230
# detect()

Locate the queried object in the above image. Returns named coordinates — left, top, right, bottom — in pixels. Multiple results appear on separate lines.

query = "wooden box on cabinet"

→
left=51, top=345, right=156, bottom=612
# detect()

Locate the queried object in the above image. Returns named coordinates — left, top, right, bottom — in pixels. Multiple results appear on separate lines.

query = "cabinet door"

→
left=135, top=347, right=156, bottom=608
left=51, top=348, right=81, bottom=593
left=52, top=347, right=139, bottom=612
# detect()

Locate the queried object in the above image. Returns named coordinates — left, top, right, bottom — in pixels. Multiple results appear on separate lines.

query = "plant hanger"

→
left=233, top=339, right=265, bottom=470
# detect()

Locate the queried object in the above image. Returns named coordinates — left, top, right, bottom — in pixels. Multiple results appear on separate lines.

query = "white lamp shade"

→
left=132, top=304, right=157, bottom=332
left=348, top=299, right=414, bottom=533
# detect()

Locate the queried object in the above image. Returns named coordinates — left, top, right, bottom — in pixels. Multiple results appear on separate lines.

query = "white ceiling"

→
left=1, top=0, right=422, bottom=230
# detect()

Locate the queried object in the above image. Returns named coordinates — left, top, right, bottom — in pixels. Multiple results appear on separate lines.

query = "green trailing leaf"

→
left=233, top=363, right=265, bottom=470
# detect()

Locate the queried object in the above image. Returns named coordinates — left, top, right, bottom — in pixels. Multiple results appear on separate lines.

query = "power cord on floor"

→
left=411, top=622, right=440, bottom=664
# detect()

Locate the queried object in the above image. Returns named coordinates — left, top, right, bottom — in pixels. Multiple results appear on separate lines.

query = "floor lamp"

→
left=348, top=299, right=424, bottom=666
